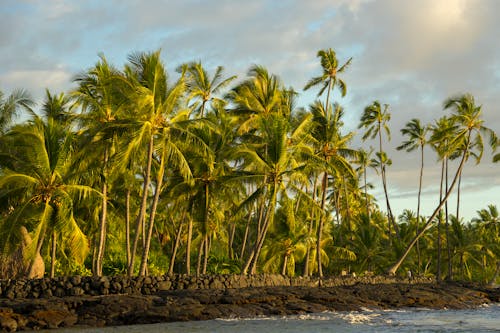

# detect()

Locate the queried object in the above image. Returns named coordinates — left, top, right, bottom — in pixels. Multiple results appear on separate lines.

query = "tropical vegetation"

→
left=0, top=48, right=498, bottom=284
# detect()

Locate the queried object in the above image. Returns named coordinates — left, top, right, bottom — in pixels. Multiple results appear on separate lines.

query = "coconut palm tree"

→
left=120, top=50, right=194, bottom=276
left=181, top=62, right=237, bottom=118
left=0, top=117, right=95, bottom=277
left=397, top=118, right=429, bottom=272
left=472, top=205, right=500, bottom=284
left=0, top=89, right=34, bottom=134
left=72, top=55, right=128, bottom=276
left=359, top=101, right=396, bottom=242
left=309, top=102, right=356, bottom=277
left=387, top=94, right=497, bottom=275
left=239, top=113, right=314, bottom=274
left=229, top=65, right=286, bottom=134
left=304, top=48, right=352, bottom=109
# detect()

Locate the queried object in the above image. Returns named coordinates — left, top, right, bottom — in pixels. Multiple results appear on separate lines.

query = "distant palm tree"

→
left=397, top=118, right=429, bottom=273
left=387, top=93, right=497, bottom=275
left=0, top=89, right=34, bottom=134
left=181, top=62, right=236, bottom=118
left=73, top=55, right=127, bottom=276
left=309, top=102, right=356, bottom=277
left=304, top=48, right=352, bottom=109
left=359, top=101, right=397, bottom=242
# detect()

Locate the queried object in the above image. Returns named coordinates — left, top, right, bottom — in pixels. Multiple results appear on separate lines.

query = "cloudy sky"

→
left=1, top=0, right=499, bottom=221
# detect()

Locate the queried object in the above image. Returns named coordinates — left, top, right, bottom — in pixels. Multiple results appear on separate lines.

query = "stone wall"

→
left=0, top=274, right=434, bottom=300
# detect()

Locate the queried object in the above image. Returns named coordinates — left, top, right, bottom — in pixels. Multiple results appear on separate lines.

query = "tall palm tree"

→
left=304, top=48, right=352, bottom=110
left=0, top=117, right=94, bottom=277
left=387, top=94, right=497, bottom=275
left=239, top=113, right=314, bottom=274
left=122, top=51, right=191, bottom=275
left=72, top=55, right=128, bottom=276
left=429, top=116, right=459, bottom=280
left=397, top=118, right=429, bottom=273
left=181, top=62, right=237, bottom=118
left=309, top=102, right=356, bottom=277
left=353, top=148, right=376, bottom=218
left=229, top=65, right=285, bottom=133
left=359, top=101, right=396, bottom=241
left=0, top=89, right=34, bottom=134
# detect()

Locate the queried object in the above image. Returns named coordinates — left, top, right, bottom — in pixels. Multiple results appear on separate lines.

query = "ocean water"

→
left=47, top=304, right=500, bottom=333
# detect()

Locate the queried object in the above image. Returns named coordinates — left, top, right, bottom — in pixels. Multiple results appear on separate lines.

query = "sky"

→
left=1, top=0, right=499, bottom=221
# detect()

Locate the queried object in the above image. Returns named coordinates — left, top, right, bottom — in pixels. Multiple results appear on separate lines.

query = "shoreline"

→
left=0, top=278, right=499, bottom=331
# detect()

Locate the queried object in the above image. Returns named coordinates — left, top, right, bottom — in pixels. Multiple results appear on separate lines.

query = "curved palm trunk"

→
left=387, top=140, right=470, bottom=275
left=377, top=122, right=396, bottom=243
left=244, top=183, right=278, bottom=275
left=316, top=171, right=328, bottom=278
left=168, top=221, right=183, bottom=275
left=96, top=146, right=109, bottom=276
left=240, top=212, right=252, bottom=261
left=139, top=145, right=167, bottom=276
left=128, top=135, right=154, bottom=276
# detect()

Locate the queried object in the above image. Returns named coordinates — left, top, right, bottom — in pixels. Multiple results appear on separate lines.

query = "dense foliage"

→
left=0, top=48, right=498, bottom=283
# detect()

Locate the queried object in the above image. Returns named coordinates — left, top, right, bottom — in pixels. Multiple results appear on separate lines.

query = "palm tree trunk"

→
left=50, top=231, right=56, bottom=278
left=386, top=142, right=469, bottom=276
left=203, top=235, right=209, bottom=274
left=168, top=221, right=183, bottom=275
left=364, top=167, right=370, bottom=218
left=246, top=183, right=278, bottom=275
left=416, top=145, right=424, bottom=274
left=282, top=254, right=288, bottom=275
left=446, top=158, right=453, bottom=280
left=316, top=171, right=328, bottom=278
left=28, top=229, right=46, bottom=279
left=303, top=178, right=317, bottom=277
left=128, top=135, right=154, bottom=276
left=240, top=212, right=252, bottom=261
left=186, top=213, right=193, bottom=275
left=138, top=147, right=166, bottom=276
left=125, top=188, right=131, bottom=267
left=196, top=238, right=204, bottom=276
left=228, top=222, right=236, bottom=260
left=96, top=146, right=109, bottom=276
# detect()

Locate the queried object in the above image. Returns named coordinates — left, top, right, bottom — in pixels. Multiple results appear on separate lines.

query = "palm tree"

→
left=309, top=102, right=356, bottom=277
left=472, top=205, right=500, bottom=284
left=181, top=62, right=236, bottom=118
left=304, top=48, right=352, bottom=109
left=229, top=65, right=285, bottom=133
left=387, top=94, right=497, bottom=275
left=353, top=148, right=376, bottom=218
left=239, top=113, right=314, bottom=274
left=121, top=50, right=196, bottom=276
left=72, top=55, right=128, bottom=276
left=0, top=117, right=95, bottom=277
left=397, top=118, right=429, bottom=273
left=359, top=101, right=396, bottom=242
left=0, top=89, right=34, bottom=134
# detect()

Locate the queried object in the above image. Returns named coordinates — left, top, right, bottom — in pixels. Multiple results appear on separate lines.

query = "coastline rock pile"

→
left=0, top=274, right=498, bottom=332
left=0, top=274, right=432, bottom=299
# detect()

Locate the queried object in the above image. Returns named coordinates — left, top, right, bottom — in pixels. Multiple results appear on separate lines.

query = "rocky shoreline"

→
left=0, top=275, right=499, bottom=332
